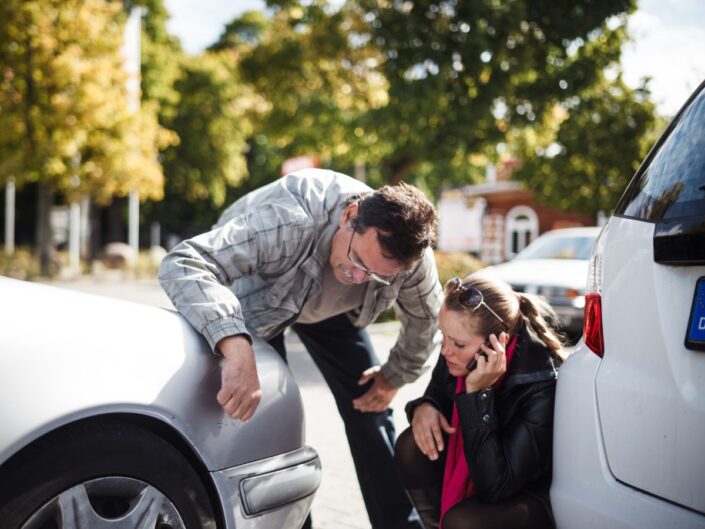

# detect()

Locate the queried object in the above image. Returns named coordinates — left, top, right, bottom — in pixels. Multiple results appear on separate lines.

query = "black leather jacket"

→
left=405, top=324, right=559, bottom=509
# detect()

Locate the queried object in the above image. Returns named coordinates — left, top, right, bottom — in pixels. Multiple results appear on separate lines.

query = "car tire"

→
left=0, top=420, right=217, bottom=529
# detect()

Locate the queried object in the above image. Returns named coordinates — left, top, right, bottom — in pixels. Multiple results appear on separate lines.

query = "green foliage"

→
left=353, top=0, right=637, bottom=189
left=510, top=75, right=657, bottom=215
left=434, top=250, right=486, bottom=285
left=214, top=2, right=389, bottom=186
left=0, top=247, right=41, bottom=280
left=161, top=52, right=257, bottom=208
left=0, top=0, right=168, bottom=202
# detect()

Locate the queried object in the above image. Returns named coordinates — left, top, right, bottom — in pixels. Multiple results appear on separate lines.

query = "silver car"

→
left=476, top=227, right=600, bottom=339
left=0, top=277, right=321, bottom=529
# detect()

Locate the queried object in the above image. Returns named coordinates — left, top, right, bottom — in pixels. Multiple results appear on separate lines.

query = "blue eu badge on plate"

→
left=685, top=277, right=705, bottom=351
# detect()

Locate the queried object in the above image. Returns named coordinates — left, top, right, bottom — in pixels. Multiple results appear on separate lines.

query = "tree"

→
left=354, top=0, right=638, bottom=187
left=0, top=0, right=169, bottom=273
left=144, top=50, right=262, bottom=235
left=509, top=75, right=657, bottom=217
left=214, top=2, right=389, bottom=186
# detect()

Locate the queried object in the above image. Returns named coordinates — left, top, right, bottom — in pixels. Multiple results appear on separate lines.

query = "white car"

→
left=551, top=80, right=705, bottom=528
left=477, top=227, right=600, bottom=339
left=0, top=277, right=321, bottom=529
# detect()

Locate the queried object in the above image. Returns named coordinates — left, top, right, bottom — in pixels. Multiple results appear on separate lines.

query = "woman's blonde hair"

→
left=443, top=273, right=566, bottom=363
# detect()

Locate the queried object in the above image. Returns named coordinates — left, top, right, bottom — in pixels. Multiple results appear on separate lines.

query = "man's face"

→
left=330, top=204, right=404, bottom=285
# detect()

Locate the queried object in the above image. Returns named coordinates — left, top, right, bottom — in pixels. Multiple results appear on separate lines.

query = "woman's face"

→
left=438, top=305, right=486, bottom=377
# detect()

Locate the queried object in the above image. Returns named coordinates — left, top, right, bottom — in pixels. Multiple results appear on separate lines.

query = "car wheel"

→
left=0, top=421, right=217, bottom=529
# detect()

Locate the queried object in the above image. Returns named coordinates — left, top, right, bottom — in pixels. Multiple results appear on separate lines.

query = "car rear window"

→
left=616, top=85, right=705, bottom=221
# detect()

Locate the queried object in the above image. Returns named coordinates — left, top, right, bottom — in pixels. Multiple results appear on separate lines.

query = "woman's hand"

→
left=465, top=332, right=510, bottom=393
left=411, top=402, right=456, bottom=461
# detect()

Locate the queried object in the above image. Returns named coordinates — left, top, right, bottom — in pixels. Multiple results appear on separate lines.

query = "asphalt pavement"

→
left=45, top=274, right=436, bottom=529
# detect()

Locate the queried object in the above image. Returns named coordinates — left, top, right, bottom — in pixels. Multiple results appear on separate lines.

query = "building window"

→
left=505, top=205, right=538, bottom=259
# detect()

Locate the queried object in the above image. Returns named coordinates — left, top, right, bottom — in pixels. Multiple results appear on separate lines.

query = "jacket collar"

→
left=502, top=324, right=558, bottom=390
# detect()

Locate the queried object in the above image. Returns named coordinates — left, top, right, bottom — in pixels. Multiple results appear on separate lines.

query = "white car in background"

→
left=551, top=80, right=705, bottom=528
left=478, top=227, right=600, bottom=339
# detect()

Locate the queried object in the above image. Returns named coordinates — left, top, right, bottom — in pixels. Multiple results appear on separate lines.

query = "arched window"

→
left=505, top=205, right=538, bottom=259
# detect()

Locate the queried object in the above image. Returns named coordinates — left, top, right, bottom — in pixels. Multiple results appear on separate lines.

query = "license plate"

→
left=685, top=276, right=705, bottom=351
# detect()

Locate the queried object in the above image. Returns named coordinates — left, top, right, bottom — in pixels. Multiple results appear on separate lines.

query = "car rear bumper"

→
left=551, top=344, right=705, bottom=529
left=211, top=445, right=321, bottom=528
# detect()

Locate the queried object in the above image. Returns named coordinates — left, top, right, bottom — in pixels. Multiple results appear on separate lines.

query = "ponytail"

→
left=516, top=292, right=566, bottom=363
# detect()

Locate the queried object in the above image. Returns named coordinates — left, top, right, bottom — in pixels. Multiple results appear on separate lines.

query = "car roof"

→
left=539, top=226, right=601, bottom=237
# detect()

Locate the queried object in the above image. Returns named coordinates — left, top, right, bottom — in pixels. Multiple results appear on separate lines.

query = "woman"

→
left=395, top=274, right=565, bottom=529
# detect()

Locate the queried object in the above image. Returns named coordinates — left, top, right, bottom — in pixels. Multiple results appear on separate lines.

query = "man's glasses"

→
left=444, top=276, right=506, bottom=328
left=347, top=231, right=395, bottom=286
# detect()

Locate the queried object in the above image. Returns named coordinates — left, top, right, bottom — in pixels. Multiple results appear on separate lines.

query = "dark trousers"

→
left=269, top=314, right=422, bottom=529
left=395, top=428, right=555, bottom=529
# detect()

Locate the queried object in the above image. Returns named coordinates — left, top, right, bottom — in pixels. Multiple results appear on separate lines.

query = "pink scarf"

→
left=440, top=336, right=518, bottom=526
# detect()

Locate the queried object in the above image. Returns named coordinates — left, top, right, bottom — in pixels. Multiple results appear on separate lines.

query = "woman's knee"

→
left=394, top=428, right=419, bottom=470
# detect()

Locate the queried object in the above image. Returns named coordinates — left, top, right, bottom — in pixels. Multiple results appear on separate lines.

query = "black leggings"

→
left=395, top=428, right=555, bottom=529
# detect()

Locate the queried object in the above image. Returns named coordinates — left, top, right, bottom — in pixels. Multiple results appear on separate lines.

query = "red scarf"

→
left=440, top=336, right=518, bottom=526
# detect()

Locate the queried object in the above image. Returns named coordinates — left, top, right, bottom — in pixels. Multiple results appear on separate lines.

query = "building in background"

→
left=437, top=159, right=593, bottom=264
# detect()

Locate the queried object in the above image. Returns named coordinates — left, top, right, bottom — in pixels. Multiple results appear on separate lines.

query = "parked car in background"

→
left=0, top=277, right=321, bottom=529
left=551, top=79, right=705, bottom=528
left=477, top=227, right=600, bottom=340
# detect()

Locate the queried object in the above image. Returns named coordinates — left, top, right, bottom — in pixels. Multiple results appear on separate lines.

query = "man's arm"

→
left=216, top=335, right=261, bottom=421
left=381, top=248, right=443, bottom=387
left=159, top=204, right=313, bottom=420
left=352, top=249, right=442, bottom=412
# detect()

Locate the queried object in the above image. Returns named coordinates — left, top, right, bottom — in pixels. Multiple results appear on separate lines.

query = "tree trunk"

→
left=35, top=181, right=55, bottom=276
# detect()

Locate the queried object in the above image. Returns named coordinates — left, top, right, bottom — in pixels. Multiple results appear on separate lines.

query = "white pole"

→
left=5, top=177, right=15, bottom=256
left=150, top=221, right=160, bottom=248
left=69, top=201, right=80, bottom=270
left=79, top=196, right=90, bottom=259
left=122, top=8, right=143, bottom=264
left=128, top=190, right=139, bottom=256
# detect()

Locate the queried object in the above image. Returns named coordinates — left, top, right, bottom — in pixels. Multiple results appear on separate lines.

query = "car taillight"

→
left=584, top=294, right=604, bottom=356
left=583, top=221, right=610, bottom=357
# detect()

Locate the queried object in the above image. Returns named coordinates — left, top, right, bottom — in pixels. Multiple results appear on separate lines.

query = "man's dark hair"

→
left=350, top=182, right=437, bottom=267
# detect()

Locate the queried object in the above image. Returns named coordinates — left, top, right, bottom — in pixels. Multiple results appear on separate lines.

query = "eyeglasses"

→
left=444, top=276, right=506, bottom=328
left=346, top=231, right=395, bottom=286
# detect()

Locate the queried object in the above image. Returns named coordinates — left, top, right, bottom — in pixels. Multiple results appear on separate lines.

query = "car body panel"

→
left=0, top=276, right=321, bottom=529
left=551, top=78, right=705, bottom=528
left=212, top=446, right=320, bottom=528
left=596, top=216, right=705, bottom=513
left=0, top=277, right=306, bottom=471
left=552, top=342, right=705, bottom=529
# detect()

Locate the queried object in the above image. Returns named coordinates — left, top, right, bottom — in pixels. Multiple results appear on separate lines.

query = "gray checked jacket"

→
left=158, top=168, right=442, bottom=388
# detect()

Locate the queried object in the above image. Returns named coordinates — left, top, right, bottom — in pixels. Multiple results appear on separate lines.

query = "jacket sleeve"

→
left=381, top=248, right=443, bottom=388
left=158, top=203, right=313, bottom=352
left=455, top=380, right=556, bottom=503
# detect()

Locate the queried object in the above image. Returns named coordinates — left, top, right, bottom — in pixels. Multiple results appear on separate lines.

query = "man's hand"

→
left=216, top=335, right=262, bottom=422
left=352, top=366, right=398, bottom=413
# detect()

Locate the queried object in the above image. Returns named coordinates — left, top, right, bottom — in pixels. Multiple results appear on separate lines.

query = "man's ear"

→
left=339, top=202, right=359, bottom=229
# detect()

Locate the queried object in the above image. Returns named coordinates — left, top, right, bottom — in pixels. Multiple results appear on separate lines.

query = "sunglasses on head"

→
left=444, top=276, right=507, bottom=329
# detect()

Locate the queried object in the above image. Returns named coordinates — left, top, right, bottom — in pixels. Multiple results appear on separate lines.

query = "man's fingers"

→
left=358, top=366, right=380, bottom=385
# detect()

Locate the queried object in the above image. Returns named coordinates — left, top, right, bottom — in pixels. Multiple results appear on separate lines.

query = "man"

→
left=159, top=168, right=441, bottom=529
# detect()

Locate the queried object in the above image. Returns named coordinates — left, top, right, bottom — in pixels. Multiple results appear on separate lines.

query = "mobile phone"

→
left=466, top=341, right=491, bottom=372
